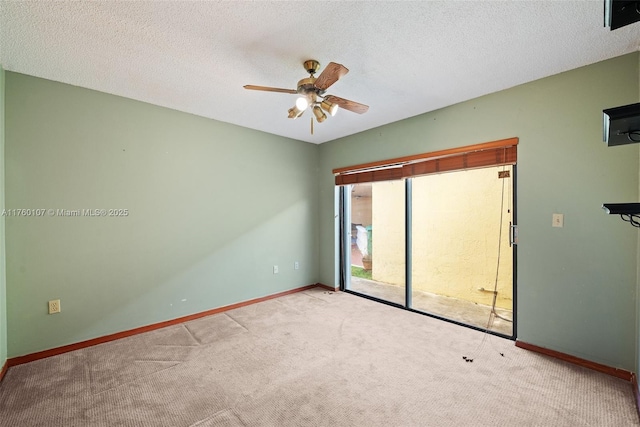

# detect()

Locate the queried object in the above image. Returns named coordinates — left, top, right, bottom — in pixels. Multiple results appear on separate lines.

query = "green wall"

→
left=319, top=53, right=640, bottom=371
left=5, top=72, right=320, bottom=357
left=0, top=67, right=6, bottom=370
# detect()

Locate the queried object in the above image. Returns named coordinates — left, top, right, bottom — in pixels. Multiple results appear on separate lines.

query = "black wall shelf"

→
left=602, top=203, right=640, bottom=228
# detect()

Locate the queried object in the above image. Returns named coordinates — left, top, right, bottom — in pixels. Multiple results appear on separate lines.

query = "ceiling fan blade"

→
left=324, top=95, right=369, bottom=114
left=313, top=62, right=349, bottom=90
left=244, top=85, right=297, bottom=94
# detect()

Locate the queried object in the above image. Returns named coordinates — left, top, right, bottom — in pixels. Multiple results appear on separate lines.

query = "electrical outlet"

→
left=273, top=265, right=279, bottom=274
left=294, top=261, right=299, bottom=270
left=48, top=299, right=61, bottom=314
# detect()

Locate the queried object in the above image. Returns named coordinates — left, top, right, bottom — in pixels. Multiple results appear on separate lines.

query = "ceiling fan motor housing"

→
left=297, top=77, right=325, bottom=97
left=298, top=60, right=325, bottom=97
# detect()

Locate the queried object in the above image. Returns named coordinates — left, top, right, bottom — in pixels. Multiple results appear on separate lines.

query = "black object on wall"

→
left=605, top=0, right=640, bottom=30
left=601, top=102, right=640, bottom=227
left=602, top=204, right=640, bottom=228
left=602, top=203, right=640, bottom=215
left=603, top=102, right=640, bottom=146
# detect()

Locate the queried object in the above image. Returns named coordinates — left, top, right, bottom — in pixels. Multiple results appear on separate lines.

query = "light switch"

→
left=552, top=213, right=564, bottom=228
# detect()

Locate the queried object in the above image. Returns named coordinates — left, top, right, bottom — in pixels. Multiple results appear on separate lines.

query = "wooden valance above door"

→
left=333, top=137, right=518, bottom=186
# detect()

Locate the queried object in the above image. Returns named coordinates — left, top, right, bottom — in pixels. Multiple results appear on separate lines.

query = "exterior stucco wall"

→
left=371, top=166, right=512, bottom=309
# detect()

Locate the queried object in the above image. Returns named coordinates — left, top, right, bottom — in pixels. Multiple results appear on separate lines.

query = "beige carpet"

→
left=0, top=287, right=637, bottom=426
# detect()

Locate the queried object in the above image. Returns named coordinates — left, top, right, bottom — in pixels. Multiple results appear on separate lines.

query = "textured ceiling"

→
left=1, top=1, right=639, bottom=144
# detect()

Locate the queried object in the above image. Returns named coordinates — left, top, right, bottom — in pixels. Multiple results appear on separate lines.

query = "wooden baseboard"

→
left=515, top=340, right=633, bottom=381
left=315, top=283, right=338, bottom=292
left=0, top=360, right=7, bottom=383
left=8, top=283, right=324, bottom=368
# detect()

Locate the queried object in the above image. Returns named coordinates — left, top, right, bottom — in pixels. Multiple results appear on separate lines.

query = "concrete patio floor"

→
left=348, top=277, right=513, bottom=336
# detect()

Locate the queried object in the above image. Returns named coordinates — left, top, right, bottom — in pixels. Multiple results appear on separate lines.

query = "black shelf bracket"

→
left=602, top=203, right=640, bottom=228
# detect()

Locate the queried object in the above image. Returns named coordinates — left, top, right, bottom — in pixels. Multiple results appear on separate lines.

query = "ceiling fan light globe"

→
left=321, top=100, right=338, bottom=116
left=288, top=106, right=304, bottom=119
left=313, top=106, right=327, bottom=123
left=295, top=96, right=309, bottom=111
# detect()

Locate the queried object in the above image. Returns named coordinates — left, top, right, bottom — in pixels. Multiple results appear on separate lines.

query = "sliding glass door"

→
left=410, top=166, right=513, bottom=335
left=345, top=181, right=405, bottom=306
left=341, top=165, right=515, bottom=337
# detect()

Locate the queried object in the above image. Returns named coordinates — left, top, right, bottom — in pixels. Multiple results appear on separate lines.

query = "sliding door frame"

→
left=511, top=165, right=518, bottom=339
left=337, top=139, right=518, bottom=340
left=405, top=179, right=412, bottom=309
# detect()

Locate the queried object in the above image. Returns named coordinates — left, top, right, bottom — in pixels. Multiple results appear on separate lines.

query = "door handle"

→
left=509, top=222, right=518, bottom=247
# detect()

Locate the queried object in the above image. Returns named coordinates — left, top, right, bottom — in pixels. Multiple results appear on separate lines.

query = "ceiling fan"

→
left=244, top=59, right=369, bottom=134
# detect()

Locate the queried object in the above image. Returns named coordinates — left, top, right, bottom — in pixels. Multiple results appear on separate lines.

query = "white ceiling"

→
left=1, top=1, right=639, bottom=144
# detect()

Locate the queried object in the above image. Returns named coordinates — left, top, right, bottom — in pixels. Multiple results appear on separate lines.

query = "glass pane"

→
left=347, top=181, right=405, bottom=306
left=410, top=166, right=513, bottom=335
